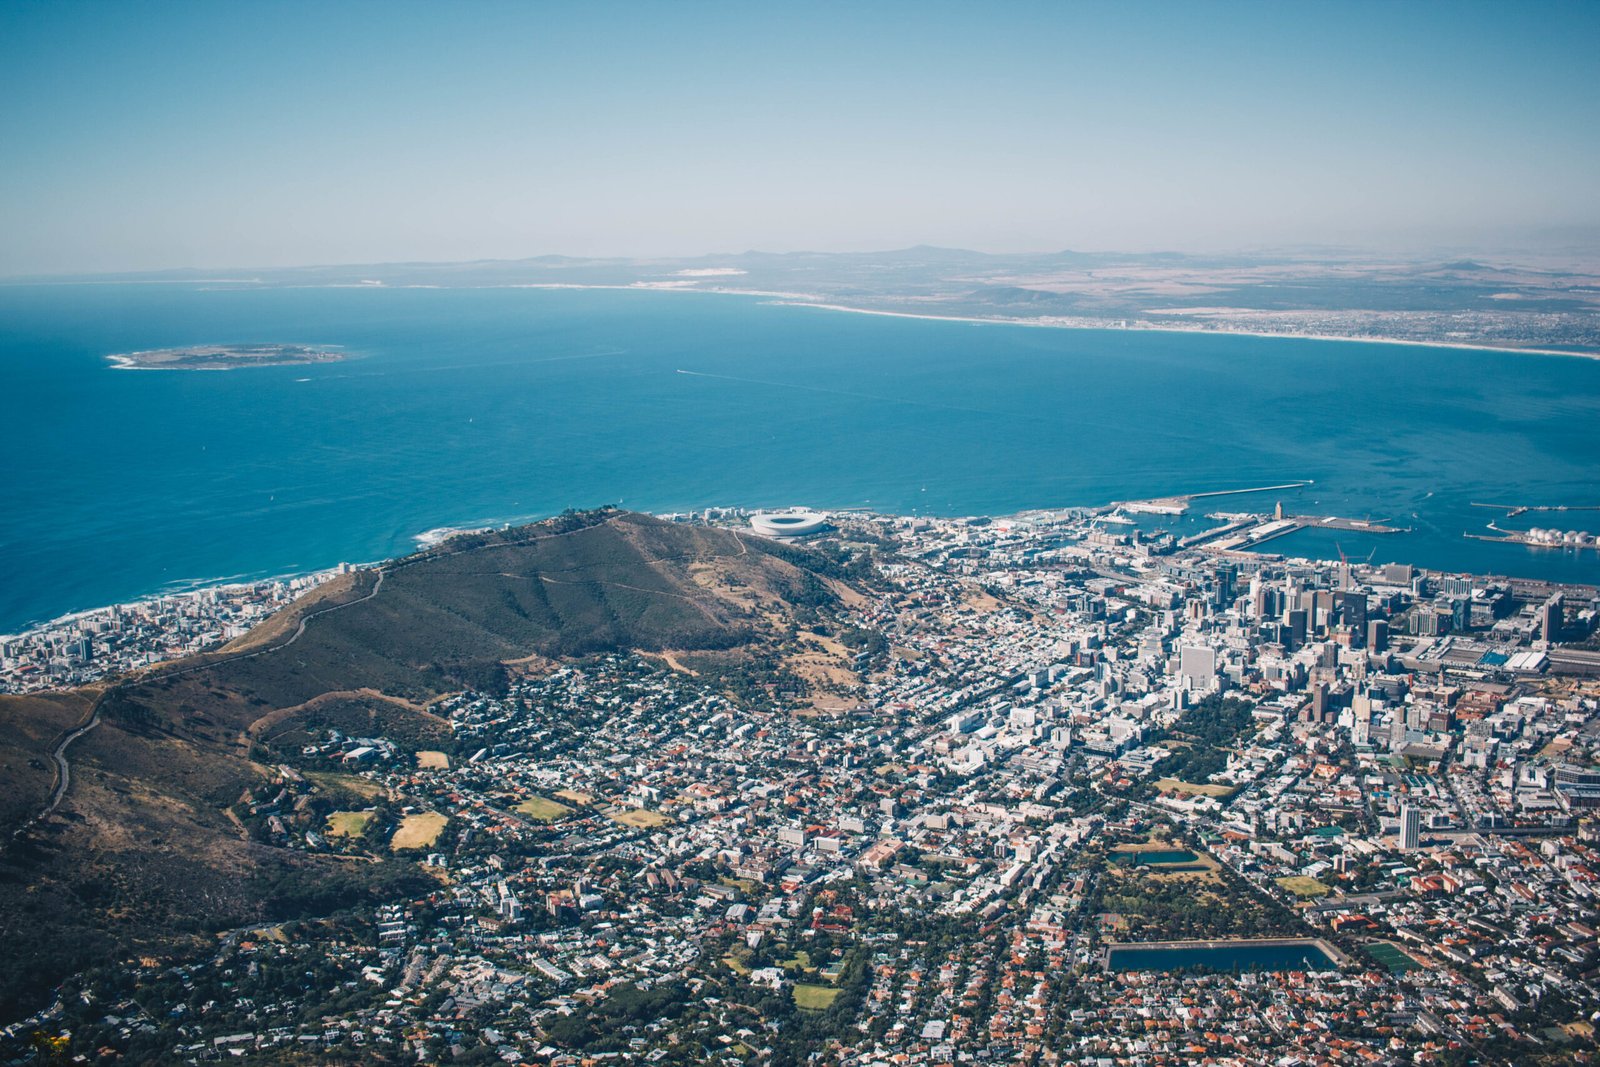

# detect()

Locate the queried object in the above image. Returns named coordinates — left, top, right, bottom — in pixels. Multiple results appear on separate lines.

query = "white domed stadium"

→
left=749, top=510, right=828, bottom=538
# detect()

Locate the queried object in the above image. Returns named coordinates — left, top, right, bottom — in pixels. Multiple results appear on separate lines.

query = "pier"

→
left=1471, top=502, right=1600, bottom=518
left=1179, top=517, right=1258, bottom=549
left=1202, top=511, right=1409, bottom=552
left=1118, top=481, right=1312, bottom=515
left=1464, top=526, right=1598, bottom=551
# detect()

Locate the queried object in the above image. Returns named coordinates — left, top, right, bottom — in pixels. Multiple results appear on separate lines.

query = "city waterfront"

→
left=15, top=503, right=1595, bottom=1062
left=2, top=283, right=1598, bottom=632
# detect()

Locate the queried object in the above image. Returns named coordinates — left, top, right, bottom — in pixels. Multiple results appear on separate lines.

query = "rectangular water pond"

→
left=1108, top=940, right=1338, bottom=973
left=1110, top=849, right=1198, bottom=866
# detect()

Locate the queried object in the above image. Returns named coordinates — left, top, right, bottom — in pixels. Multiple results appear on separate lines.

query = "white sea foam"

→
left=414, top=525, right=491, bottom=549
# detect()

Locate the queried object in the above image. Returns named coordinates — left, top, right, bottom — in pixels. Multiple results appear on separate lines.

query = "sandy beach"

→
left=489, top=281, right=1600, bottom=361
left=778, top=301, right=1600, bottom=362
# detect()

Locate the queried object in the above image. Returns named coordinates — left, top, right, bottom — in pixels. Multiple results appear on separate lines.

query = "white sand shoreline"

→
left=0, top=566, right=354, bottom=644
left=494, top=281, right=1600, bottom=361
left=777, top=299, right=1600, bottom=362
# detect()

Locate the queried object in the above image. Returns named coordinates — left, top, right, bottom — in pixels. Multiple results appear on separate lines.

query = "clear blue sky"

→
left=2, top=0, right=1597, bottom=274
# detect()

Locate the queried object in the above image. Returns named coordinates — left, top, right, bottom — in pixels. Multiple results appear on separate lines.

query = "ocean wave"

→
left=414, top=525, right=492, bottom=549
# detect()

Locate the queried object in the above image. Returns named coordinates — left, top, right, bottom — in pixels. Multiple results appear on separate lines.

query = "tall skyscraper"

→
left=1179, top=644, right=1219, bottom=692
left=1252, top=582, right=1275, bottom=621
left=1541, top=593, right=1564, bottom=644
left=1367, top=619, right=1388, bottom=653
left=1336, top=590, right=1367, bottom=634
left=1215, top=564, right=1236, bottom=604
left=1286, top=609, right=1308, bottom=650
left=1399, top=804, right=1421, bottom=851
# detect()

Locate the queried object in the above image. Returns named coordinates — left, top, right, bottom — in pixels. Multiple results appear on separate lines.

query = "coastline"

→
left=37, top=277, right=1598, bottom=360
left=779, top=299, right=1600, bottom=362
left=0, top=565, right=358, bottom=644
left=8, top=286, right=1596, bottom=640
left=498, top=281, right=1600, bottom=361
left=104, top=343, right=347, bottom=371
left=1, top=520, right=513, bottom=644
left=106, top=354, right=232, bottom=371
left=8, top=501, right=1592, bottom=666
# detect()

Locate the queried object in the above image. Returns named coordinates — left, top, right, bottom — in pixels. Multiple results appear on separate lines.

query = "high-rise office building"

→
left=1286, top=609, right=1308, bottom=650
left=1179, top=644, right=1219, bottom=692
left=1336, top=590, right=1367, bottom=634
left=1541, top=593, right=1564, bottom=644
left=1399, top=804, right=1421, bottom=851
left=1367, top=619, right=1388, bottom=652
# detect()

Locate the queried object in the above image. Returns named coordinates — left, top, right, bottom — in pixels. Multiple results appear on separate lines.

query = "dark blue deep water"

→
left=2, top=284, right=1597, bottom=631
left=1108, top=941, right=1338, bottom=973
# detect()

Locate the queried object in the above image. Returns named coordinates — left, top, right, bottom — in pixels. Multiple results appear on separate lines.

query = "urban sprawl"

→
left=6, top=501, right=1600, bottom=1066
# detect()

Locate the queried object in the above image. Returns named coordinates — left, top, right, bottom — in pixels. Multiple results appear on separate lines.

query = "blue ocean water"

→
left=1, top=283, right=1597, bottom=633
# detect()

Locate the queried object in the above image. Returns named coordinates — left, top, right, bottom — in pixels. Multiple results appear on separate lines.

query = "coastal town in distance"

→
left=5, top=489, right=1599, bottom=1066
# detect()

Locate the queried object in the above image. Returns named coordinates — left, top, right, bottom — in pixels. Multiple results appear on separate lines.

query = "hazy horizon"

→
left=4, top=0, right=1598, bottom=276
left=12, top=228, right=1600, bottom=283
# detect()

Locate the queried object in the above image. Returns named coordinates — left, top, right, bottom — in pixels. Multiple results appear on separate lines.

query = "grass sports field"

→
left=325, top=810, right=374, bottom=837
left=793, top=984, right=839, bottom=1011
left=516, top=796, right=571, bottom=821
left=391, top=812, right=446, bottom=850
left=609, top=807, right=672, bottom=828
left=1365, top=941, right=1422, bottom=973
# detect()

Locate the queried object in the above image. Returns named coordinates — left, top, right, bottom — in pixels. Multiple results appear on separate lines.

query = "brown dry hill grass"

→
left=124, top=509, right=831, bottom=727
left=0, top=508, right=867, bottom=1021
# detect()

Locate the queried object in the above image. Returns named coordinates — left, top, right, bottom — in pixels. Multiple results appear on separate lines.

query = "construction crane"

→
left=1335, top=542, right=1377, bottom=565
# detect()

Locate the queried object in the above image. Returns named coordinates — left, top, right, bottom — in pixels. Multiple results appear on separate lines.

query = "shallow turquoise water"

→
left=1, top=283, right=1596, bottom=631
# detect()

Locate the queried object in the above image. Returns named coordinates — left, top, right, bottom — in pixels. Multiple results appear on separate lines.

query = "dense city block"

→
left=4, top=506, right=1599, bottom=1065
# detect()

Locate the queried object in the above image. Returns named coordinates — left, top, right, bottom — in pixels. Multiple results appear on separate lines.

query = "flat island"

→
left=106, top=343, right=345, bottom=370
